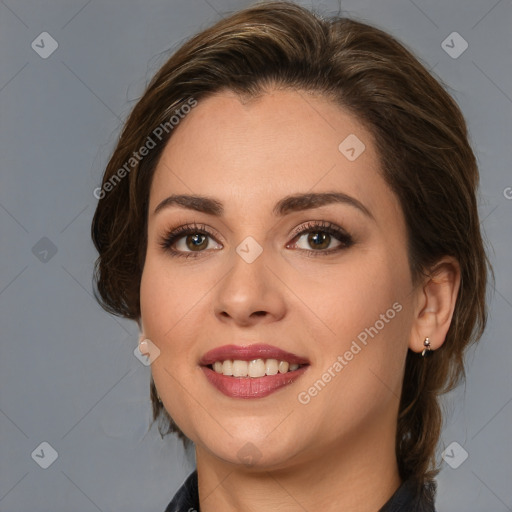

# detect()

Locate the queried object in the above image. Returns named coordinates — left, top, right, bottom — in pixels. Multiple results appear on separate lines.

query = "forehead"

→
left=149, top=89, right=398, bottom=223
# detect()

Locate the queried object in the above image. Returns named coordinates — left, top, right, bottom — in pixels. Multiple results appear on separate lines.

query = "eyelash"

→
left=158, top=220, right=354, bottom=259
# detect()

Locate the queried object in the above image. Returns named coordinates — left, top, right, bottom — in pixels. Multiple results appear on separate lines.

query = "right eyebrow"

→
left=153, top=194, right=223, bottom=216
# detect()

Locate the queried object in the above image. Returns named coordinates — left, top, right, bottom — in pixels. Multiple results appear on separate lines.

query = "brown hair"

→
left=91, top=1, right=490, bottom=488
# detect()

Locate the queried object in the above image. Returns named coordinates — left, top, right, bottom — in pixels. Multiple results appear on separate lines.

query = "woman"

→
left=91, top=2, right=490, bottom=511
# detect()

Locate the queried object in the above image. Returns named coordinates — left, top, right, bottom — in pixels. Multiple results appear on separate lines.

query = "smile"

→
left=199, top=344, right=310, bottom=398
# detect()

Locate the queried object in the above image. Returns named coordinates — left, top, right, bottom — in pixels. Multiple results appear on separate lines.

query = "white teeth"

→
left=278, top=361, right=289, bottom=373
left=210, top=358, right=304, bottom=377
left=232, top=360, right=248, bottom=377
left=222, top=359, right=233, bottom=376
left=265, top=359, right=278, bottom=375
left=248, top=359, right=266, bottom=377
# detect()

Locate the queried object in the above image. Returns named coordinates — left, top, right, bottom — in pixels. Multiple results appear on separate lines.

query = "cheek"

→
left=335, top=254, right=411, bottom=373
left=140, top=251, right=199, bottom=334
left=291, top=249, right=411, bottom=400
left=288, top=250, right=407, bottom=342
left=139, top=249, right=220, bottom=374
left=139, top=255, right=193, bottom=360
left=139, top=256, right=205, bottom=435
left=140, top=258, right=170, bottom=338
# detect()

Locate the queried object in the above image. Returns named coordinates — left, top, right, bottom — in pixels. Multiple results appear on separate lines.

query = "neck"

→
left=196, top=421, right=402, bottom=512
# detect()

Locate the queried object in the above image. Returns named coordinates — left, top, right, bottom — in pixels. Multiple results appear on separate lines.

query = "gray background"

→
left=0, top=0, right=511, bottom=510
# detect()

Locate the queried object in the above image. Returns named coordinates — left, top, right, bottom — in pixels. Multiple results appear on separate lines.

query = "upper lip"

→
left=199, top=344, right=310, bottom=366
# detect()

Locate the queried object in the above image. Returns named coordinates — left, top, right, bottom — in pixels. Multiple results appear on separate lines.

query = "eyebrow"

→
left=153, top=192, right=374, bottom=220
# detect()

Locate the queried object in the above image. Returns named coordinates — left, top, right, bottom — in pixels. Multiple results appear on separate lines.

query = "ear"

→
left=409, top=256, right=461, bottom=353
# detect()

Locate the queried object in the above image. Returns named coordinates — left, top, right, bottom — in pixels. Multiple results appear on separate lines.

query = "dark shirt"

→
left=164, top=470, right=436, bottom=512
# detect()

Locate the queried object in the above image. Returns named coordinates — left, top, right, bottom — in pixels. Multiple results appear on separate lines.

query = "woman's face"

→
left=140, top=89, right=421, bottom=469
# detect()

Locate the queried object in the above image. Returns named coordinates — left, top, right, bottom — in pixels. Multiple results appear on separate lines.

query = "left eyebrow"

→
left=153, top=191, right=374, bottom=220
left=273, top=192, right=374, bottom=220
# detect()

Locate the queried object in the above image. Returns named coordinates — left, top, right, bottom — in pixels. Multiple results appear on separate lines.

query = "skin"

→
left=139, top=88, right=460, bottom=512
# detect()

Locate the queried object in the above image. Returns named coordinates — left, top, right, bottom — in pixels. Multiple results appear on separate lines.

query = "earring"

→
left=421, top=337, right=432, bottom=357
left=138, top=335, right=147, bottom=354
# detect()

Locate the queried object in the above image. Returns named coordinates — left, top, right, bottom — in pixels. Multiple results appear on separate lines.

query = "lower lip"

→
left=201, top=365, right=309, bottom=399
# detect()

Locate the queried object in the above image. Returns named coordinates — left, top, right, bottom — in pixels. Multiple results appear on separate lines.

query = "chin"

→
left=202, top=430, right=307, bottom=472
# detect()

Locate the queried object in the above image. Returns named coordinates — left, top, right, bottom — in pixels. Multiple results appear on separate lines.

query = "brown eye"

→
left=294, top=231, right=340, bottom=251
left=306, top=232, right=332, bottom=250
left=287, top=221, right=354, bottom=255
left=159, top=223, right=223, bottom=258
left=185, top=233, right=209, bottom=251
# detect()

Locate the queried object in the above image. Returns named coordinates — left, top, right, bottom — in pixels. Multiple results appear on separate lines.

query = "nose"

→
left=213, top=247, right=287, bottom=327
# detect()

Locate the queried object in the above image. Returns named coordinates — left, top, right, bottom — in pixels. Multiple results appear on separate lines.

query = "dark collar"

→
left=165, top=470, right=436, bottom=512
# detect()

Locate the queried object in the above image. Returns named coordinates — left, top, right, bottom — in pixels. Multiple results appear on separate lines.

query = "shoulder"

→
left=379, top=478, right=437, bottom=512
left=164, top=470, right=199, bottom=512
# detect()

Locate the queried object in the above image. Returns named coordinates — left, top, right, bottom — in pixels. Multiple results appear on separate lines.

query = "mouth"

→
left=199, top=344, right=310, bottom=399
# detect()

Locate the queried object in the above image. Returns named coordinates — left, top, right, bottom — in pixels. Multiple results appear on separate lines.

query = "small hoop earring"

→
left=421, top=337, right=432, bottom=357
